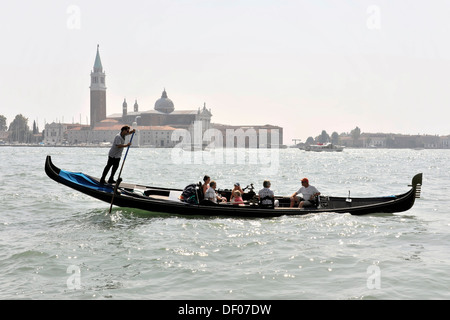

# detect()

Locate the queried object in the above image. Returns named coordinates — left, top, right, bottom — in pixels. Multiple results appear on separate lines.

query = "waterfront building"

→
left=77, top=46, right=214, bottom=146
left=45, top=45, right=284, bottom=147
left=440, top=135, right=450, bottom=148
left=44, top=122, right=88, bottom=145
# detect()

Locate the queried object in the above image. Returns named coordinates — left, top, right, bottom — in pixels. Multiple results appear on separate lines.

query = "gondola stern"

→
left=410, top=173, right=423, bottom=199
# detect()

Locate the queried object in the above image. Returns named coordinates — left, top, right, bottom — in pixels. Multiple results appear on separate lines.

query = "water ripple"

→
left=0, top=147, right=449, bottom=299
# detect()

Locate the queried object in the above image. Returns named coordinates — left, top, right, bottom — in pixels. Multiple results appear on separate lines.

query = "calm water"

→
left=0, top=146, right=449, bottom=300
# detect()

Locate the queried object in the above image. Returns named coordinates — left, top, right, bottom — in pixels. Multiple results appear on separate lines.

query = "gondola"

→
left=45, top=156, right=422, bottom=218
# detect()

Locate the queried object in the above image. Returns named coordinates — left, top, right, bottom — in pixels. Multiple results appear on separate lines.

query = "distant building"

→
left=90, top=45, right=107, bottom=128
left=108, top=91, right=213, bottom=133
left=44, top=122, right=87, bottom=145
left=67, top=119, right=177, bottom=147
left=45, top=45, right=284, bottom=147
left=363, top=134, right=388, bottom=148
left=339, top=132, right=450, bottom=149
left=440, top=135, right=450, bottom=148
left=77, top=45, right=213, bottom=146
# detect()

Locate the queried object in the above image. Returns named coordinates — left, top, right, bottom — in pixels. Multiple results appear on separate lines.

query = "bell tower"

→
left=90, top=45, right=107, bottom=127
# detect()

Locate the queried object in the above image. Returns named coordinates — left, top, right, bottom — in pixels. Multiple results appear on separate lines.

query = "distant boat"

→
left=304, top=143, right=344, bottom=152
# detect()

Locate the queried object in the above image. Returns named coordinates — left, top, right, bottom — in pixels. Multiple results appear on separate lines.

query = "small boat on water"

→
left=304, top=143, right=344, bottom=152
left=45, top=156, right=422, bottom=218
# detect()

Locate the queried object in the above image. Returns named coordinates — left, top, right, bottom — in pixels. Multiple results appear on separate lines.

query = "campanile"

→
left=90, top=45, right=107, bottom=127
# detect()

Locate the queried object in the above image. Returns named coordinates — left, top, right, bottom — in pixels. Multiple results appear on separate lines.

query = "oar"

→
left=108, top=132, right=135, bottom=214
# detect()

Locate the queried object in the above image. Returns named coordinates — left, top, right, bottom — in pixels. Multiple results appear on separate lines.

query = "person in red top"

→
left=230, top=190, right=244, bottom=205
left=230, top=183, right=244, bottom=202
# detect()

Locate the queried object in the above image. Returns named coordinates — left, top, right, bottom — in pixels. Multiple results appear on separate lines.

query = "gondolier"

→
left=100, top=126, right=135, bottom=184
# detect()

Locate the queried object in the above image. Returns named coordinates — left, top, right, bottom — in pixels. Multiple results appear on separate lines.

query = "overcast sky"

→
left=1, top=0, right=449, bottom=143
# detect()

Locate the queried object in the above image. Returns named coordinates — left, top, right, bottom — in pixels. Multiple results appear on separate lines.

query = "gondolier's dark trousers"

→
left=101, top=156, right=121, bottom=182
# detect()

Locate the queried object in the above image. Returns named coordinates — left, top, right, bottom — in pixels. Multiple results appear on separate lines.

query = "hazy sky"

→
left=1, top=0, right=449, bottom=143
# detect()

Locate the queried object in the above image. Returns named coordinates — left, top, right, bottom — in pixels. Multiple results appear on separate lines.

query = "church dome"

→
left=154, top=89, right=174, bottom=113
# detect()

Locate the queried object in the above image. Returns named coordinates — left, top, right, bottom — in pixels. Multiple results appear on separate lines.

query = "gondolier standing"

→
left=100, top=126, right=135, bottom=184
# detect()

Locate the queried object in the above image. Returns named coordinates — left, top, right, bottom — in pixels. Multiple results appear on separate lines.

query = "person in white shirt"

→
left=100, top=126, right=135, bottom=184
left=289, top=177, right=320, bottom=208
left=258, top=180, right=275, bottom=207
left=204, top=181, right=226, bottom=203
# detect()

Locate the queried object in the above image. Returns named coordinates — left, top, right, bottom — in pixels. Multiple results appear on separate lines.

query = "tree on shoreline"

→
left=331, top=131, right=339, bottom=144
left=305, top=136, right=314, bottom=145
left=33, top=120, right=39, bottom=134
left=316, top=130, right=330, bottom=144
left=0, top=115, right=7, bottom=131
left=351, top=126, right=361, bottom=142
left=8, top=114, right=32, bottom=143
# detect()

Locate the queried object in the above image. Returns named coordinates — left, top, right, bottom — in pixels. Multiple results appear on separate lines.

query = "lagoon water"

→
left=0, top=146, right=449, bottom=300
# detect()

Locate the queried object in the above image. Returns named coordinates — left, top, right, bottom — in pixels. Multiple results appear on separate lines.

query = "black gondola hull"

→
left=45, top=156, right=422, bottom=217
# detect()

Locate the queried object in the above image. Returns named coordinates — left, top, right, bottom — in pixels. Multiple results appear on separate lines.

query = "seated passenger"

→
left=289, top=177, right=320, bottom=208
left=258, top=180, right=274, bottom=207
left=230, top=190, right=244, bottom=205
left=202, top=175, right=211, bottom=194
left=204, top=181, right=227, bottom=203
left=230, top=182, right=244, bottom=202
